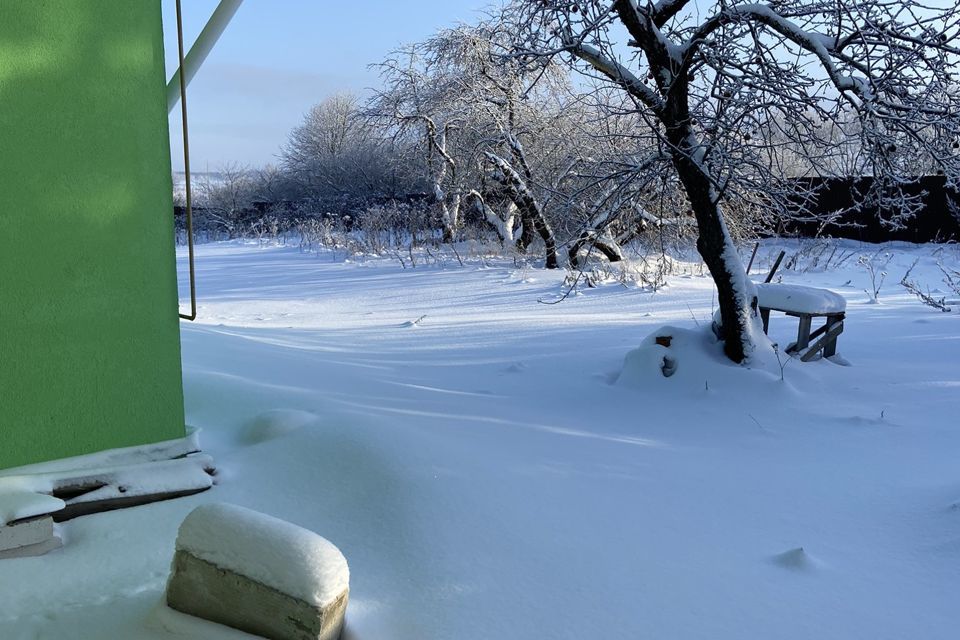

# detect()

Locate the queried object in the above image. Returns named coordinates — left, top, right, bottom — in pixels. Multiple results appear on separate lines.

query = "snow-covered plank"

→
left=0, top=455, right=215, bottom=522
left=56, top=457, right=215, bottom=521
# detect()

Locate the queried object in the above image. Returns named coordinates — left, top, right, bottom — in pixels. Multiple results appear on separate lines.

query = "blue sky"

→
left=162, top=0, right=492, bottom=171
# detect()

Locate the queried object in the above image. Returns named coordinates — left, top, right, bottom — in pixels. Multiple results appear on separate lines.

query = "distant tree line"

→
left=179, top=0, right=960, bottom=361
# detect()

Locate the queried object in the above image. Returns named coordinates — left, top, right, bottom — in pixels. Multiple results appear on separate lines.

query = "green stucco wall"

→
left=0, top=1, right=185, bottom=469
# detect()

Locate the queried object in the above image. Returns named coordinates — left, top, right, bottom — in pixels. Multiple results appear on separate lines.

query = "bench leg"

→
left=795, top=315, right=812, bottom=351
left=823, top=316, right=841, bottom=358
left=760, top=308, right=771, bottom=334
left=800, top=319, right=844, bottom=362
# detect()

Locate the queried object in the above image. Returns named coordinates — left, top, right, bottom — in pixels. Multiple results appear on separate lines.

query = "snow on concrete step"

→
left=166, top=503, right=349, bottom=640
left=0, top=491, right=65, bottom=526
left=0, top=535, right=62, bottom=560
left=0, top=516, right=60, bottom=558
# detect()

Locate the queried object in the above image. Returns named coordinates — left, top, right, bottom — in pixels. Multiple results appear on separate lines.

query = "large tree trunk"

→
left=440, top=196, right=460, bottom=243
left=669, top=129, right=758, bottom=363
left=433, top=182, right=459, bottom=243
left=485, top=152, right=558, bottom=269
left=516, top=218, right=536, bottom=253
left=467, top=190, right=517, bottom=244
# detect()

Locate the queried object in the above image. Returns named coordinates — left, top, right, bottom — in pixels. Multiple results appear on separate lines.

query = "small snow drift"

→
left=242, top=409, right=320, bottom=445
left=770, top=547, right=821, bottom=572
left=617, top=325, right=781, bottom=394
left=166, top=503, right=349, bottom=640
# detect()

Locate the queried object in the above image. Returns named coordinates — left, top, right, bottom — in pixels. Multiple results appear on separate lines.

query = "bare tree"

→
left=370, top=47, right=473, bottom=242
left=371, top=26, right=590, bottom=266
left=430, top=25, right=565, bottom=266
left=283, top=93, right=407, bottom=211
left=502, top=0, right=960, bottom=362
left=195, top=163, right=256, bottom=237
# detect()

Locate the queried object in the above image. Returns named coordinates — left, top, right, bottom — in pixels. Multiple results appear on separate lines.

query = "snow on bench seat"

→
left=167, top=503, right=349, bottom=640
left=756, top=283, right=847, bottom=315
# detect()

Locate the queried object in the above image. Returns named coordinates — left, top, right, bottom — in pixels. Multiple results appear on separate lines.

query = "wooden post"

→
left=760, top=308, right=771, bottom=334
left=795, top=315, right=812, bottom=351
left=765, top=251, right=786, bottom=283
left=745, top=242, right=760, bottom=274
left=823, top=315, right=842, bottom=358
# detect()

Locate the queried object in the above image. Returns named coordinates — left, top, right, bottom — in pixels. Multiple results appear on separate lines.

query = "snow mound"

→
left=0, top=491, right=64, bottom=525
left=617, top=325, right=782, bottom=392
left=242, top=409, right=319, bottom=445
left=756, top=283, right=847, bottom=314
left=770, top=547, right=821, bottom=572
left=175, top=503, right=349, bottom=607
left=502, top=361, right=527, bottom=374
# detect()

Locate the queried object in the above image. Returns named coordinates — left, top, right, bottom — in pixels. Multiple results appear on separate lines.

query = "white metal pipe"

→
left=167, top=0, right=245, bottom=113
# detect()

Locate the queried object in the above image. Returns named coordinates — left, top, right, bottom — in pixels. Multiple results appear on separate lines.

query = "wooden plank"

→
left=759, top=308, right=845, bottom=363
left=746, top=242, right=760, bottom=274
left=0, top=455, right=217, bottom=499
left=765, top=250, right=786, bottom=283
left=795, top=315, right=813, bottom=351
left=54, top=456, right=216, bottom=521
left=823, top=315, right=843, bottom=358
left=54, top=487, right=211, bottom=522
left=800, top=321, right=844, bottom=362
left=807, top=321, right=830, bottom=342
left=1, top=456, right=216, bottom=524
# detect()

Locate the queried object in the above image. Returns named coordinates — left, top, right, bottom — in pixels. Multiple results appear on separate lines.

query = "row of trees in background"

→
left=180, top=24, right=705, bottom=263
left=183, top=0, right=960, bottom=363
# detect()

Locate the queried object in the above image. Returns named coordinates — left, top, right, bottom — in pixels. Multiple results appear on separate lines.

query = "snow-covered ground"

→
left=1, top=239, right=959, bottom=639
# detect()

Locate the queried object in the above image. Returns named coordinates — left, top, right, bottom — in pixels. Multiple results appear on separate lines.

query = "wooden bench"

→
left=756, top=283, right=846, bottom=362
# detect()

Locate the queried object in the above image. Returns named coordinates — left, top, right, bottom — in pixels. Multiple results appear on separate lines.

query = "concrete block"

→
left=0, top=516, right=60, bottom=557
left=166, top=503, right=349, bottom=640
left=0, top=536, right=62, bottom=560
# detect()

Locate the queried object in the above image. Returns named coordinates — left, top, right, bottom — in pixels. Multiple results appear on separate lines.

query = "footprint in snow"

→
left=241, top=409, right=320, bottom=445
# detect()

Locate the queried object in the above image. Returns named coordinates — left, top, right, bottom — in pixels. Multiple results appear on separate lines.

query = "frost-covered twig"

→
left=772, top=344, right=794, bottom=382
left=858, top=253, right=889, bottom=303
left=900, top=260, right=952, bottom=312
left=939, top=263, right=960, bottom=298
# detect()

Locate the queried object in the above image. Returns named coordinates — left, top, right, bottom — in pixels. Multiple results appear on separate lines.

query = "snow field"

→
left=0, top=238, right=957, bottom=639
